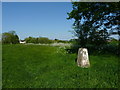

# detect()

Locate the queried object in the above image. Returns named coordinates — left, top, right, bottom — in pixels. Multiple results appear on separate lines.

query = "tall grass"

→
left=2, top=44, right=118, bottom=88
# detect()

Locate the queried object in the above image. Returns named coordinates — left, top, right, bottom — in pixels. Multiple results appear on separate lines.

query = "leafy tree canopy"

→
left=2, top=31, right=19, bottom=44
left=67, top=2, right=120, bottom=47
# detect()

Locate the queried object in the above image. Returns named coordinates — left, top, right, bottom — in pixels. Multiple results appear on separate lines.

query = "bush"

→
left=25, top=37, right=54, bottom=44
left=2, top=31, right=19, bottom=44
left=66, top=43, right=118, bottom=56
left=38, top=37, right=53, bottom=44
left=54, top=39, right=69, bottom=43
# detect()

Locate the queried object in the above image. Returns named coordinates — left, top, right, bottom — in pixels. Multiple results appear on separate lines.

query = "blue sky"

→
left=2, top=2, right=75, bottom=40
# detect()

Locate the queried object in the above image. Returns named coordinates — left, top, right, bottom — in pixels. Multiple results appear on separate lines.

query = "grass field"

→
left=2, top=44, right=119, bottom=88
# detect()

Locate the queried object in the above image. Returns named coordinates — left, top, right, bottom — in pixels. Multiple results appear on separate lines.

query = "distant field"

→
left=2, top=44, right=118, bottom=88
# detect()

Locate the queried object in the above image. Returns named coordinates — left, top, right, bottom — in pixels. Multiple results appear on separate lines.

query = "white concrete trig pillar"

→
left=77, top=48, right=90, bottom=68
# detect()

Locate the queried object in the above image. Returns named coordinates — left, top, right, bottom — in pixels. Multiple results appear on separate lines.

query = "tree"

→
left=67, top=2, right=120, bottom=48
left=2, top=31, right=19, bottom=44
left=25, top=37, right=33, bottom=43
left=37, top=37, right=53, bottom=44
left=25, top=37, right=53, bottom=44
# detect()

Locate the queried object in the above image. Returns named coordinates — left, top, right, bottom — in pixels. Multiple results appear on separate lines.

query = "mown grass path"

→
left=2, top=44, right=118, bottom=88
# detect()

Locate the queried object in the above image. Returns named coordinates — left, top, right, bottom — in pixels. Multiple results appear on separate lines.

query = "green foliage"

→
left=54, top=39, right=69, bottom=43
left=69, top=39, right=77, bottom=44
left=108, top=38, right=119, bottom=45
left=25, top=37, right=54, bottom=44
left=38, top=37, right=53, bottom=44
left=68, top=43, right=119, bottom=56
left=2, top=31, right=19, bottom=44
left=2, top=45, right=118, bottom=88
left=67, top=2, right=120, bottom=47
left=25, top=37, right=70, bottom=44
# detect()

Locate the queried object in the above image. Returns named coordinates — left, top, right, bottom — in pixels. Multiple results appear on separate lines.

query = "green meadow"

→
left=2, top=44, right=118, bottom=88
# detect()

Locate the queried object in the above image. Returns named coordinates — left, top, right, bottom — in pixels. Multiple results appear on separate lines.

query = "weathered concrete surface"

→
left=77, top=48, right=90, bottom=68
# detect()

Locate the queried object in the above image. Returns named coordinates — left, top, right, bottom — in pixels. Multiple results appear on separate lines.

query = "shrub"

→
left=25, top=37, right=54, bottom=44
left=2, top=31, right=19, bottom=44
left=67, top=43, right=118, bottom=56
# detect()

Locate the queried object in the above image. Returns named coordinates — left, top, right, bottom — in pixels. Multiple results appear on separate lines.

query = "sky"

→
left=2, top=2, right=119, bottom=40
left=2, top=2, right=75, bottom=40
left=2, top=0, right=119, bottom=2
